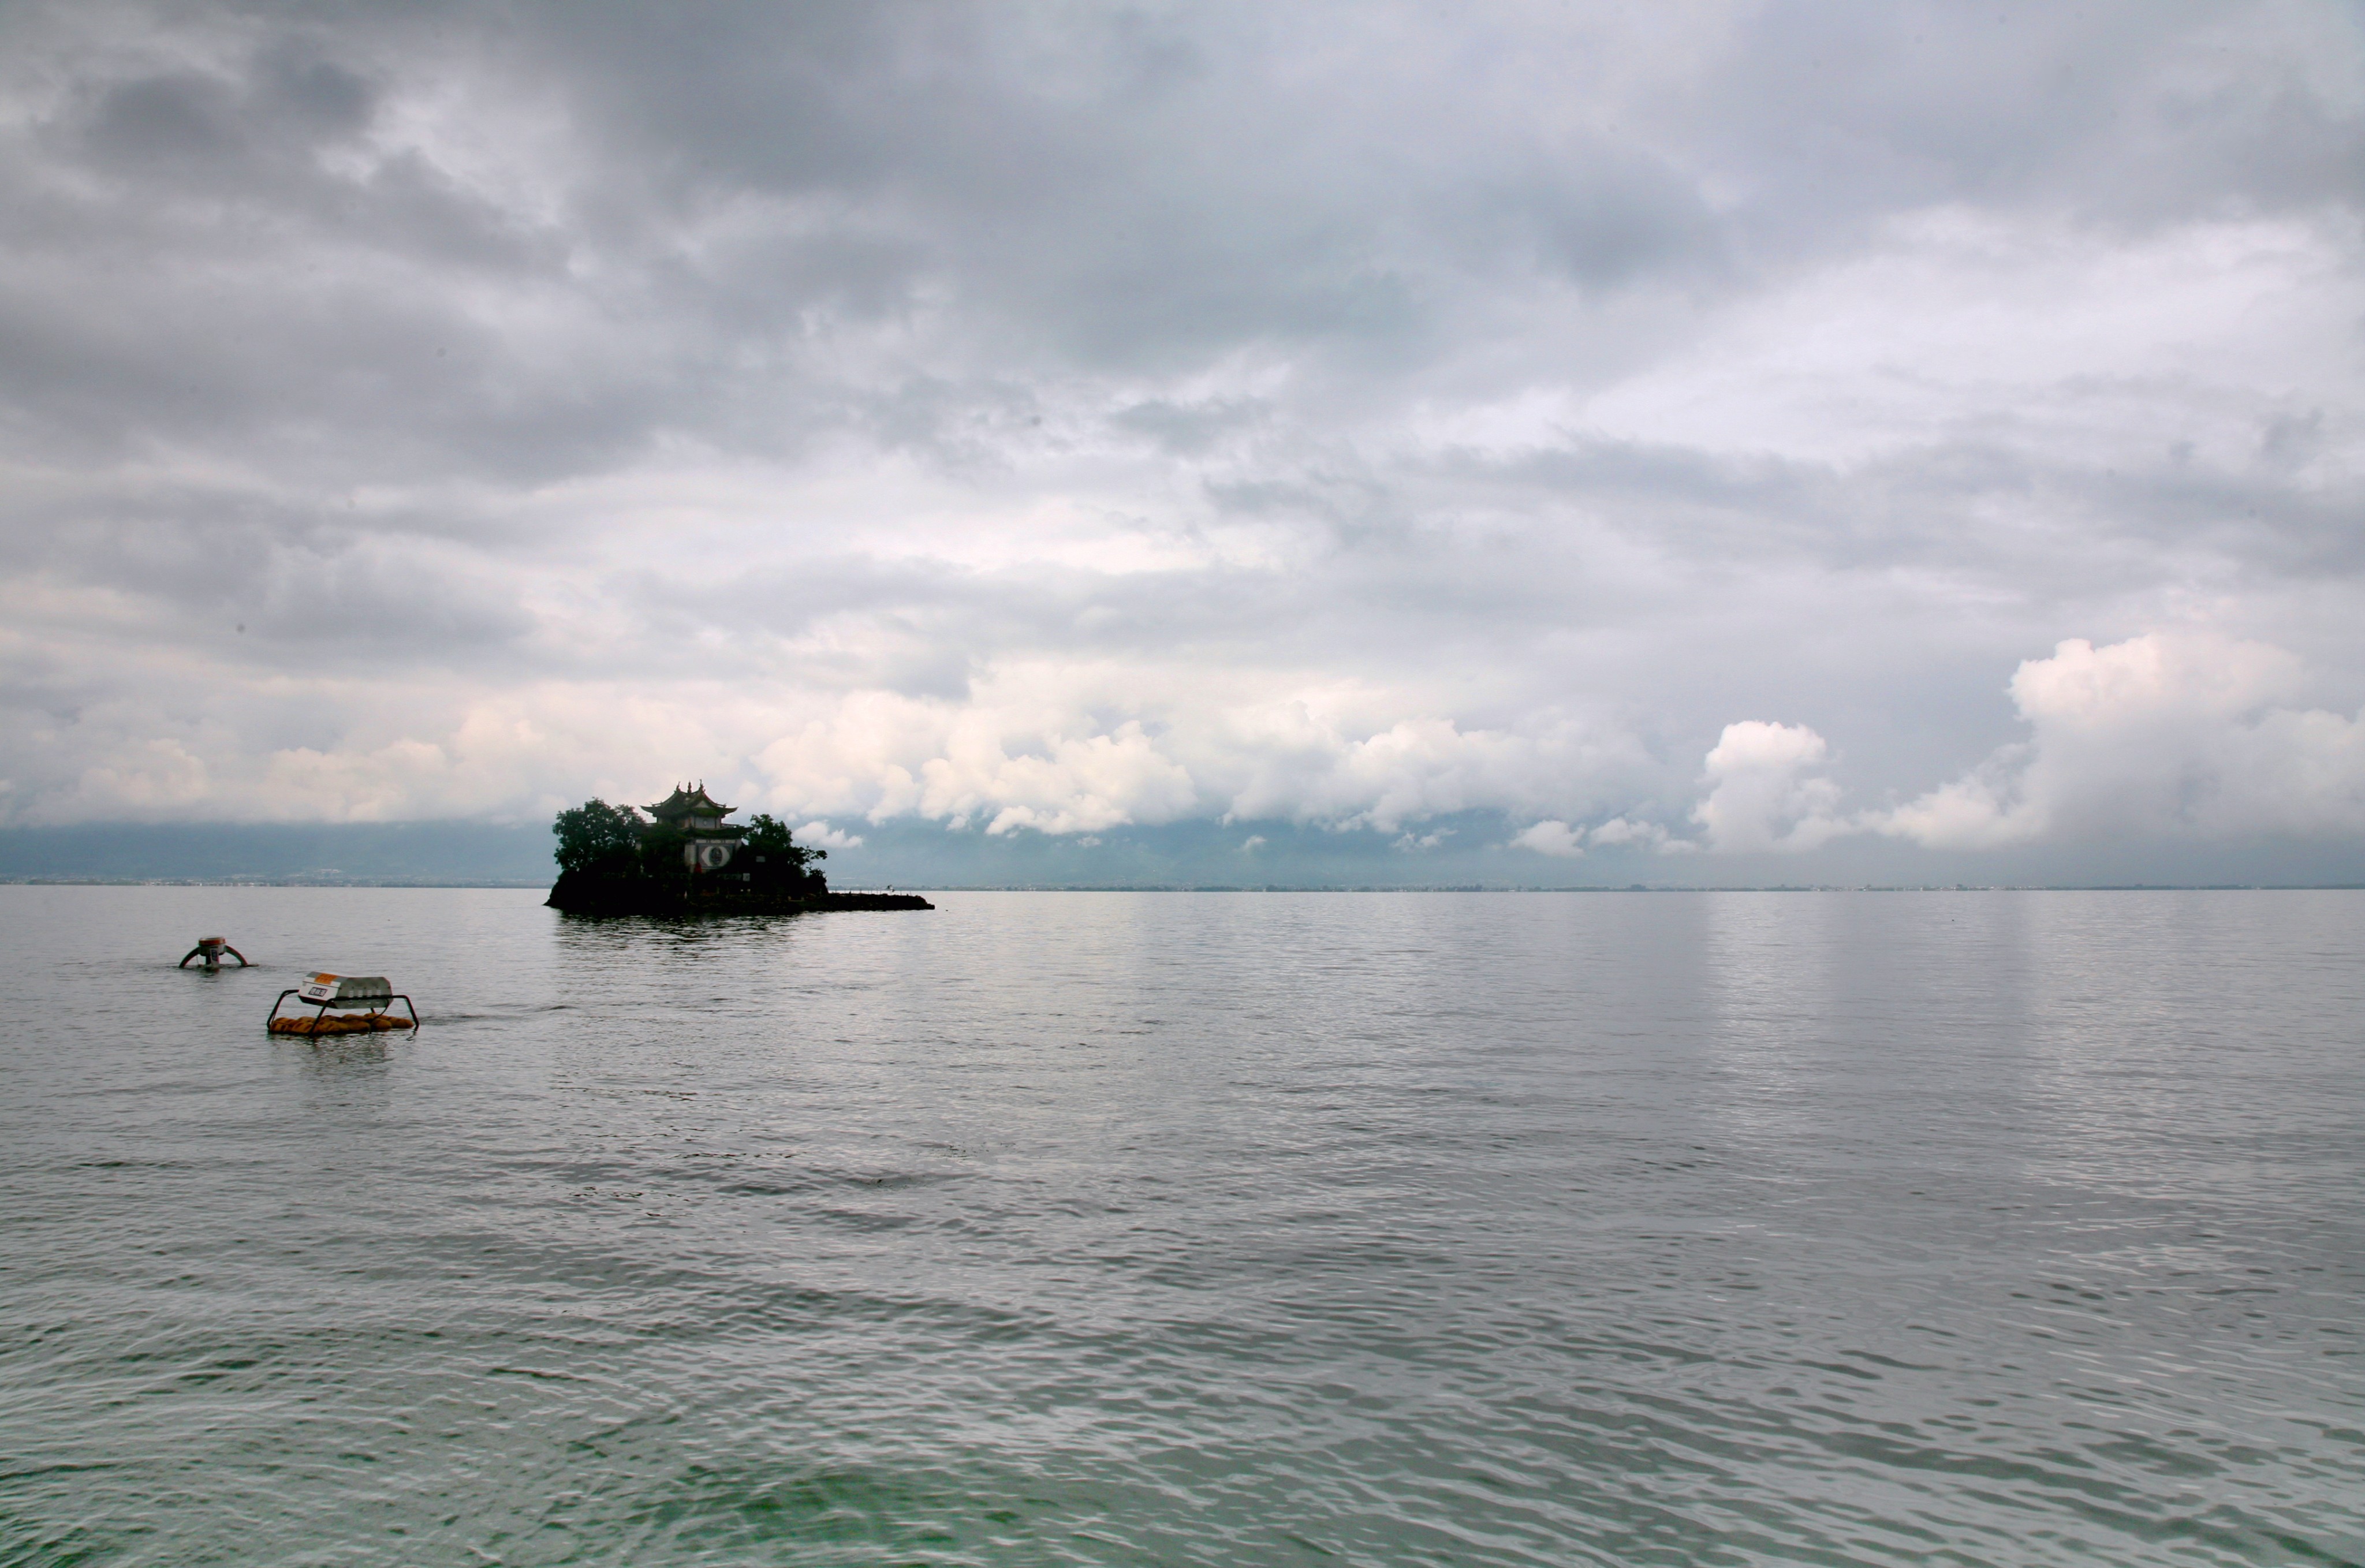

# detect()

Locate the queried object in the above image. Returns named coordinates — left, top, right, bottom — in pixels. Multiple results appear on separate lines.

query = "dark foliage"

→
left=636, top=822, right=692, bottom=892
left=551, top=798, right=643, bottom=877
left=741, top=813, right=827, bottom=897
left=545, top=798, right=854, bottom=914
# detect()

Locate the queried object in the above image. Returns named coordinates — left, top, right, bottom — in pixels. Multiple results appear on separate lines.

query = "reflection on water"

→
left=1699, top=891, right=1838, bottom=1145
left=287, top=1033, right=396, bottom=1077
left=0, top=886, right=2360, bottom=1567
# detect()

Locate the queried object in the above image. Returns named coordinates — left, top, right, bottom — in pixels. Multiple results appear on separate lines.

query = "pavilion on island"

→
left=646, top=783, right=747, bottom=873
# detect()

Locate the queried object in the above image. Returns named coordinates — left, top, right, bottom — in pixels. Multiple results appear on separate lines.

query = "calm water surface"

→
left=1, top=887, right=2360, bottom=1566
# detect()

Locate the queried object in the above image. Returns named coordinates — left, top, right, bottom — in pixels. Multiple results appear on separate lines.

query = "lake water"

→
left=2, top=886, right=2360, bottom=1566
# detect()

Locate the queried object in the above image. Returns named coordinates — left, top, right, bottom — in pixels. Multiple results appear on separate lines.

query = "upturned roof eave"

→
left=646, top=783, right=736, bottom=819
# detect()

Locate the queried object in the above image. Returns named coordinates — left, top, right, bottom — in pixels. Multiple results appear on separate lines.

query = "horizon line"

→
left=3, top=878, right=2361, bottom=894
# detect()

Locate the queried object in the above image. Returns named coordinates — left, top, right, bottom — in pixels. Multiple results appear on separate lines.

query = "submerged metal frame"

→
left=265, top=988, right=419, bottom=1035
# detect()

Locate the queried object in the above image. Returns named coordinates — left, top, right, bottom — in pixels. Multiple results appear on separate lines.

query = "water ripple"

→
left=1, top=887, right=2361, bottom=1565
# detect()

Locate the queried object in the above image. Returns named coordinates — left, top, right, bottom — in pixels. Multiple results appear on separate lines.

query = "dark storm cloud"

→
left=1686, top=2, right=2365, bottom=230
left=8, top=1, right=2353, bottom=480
left=3, top=1, right=1703, bottom=479
left=1445, top=428, right=2364, bottom=600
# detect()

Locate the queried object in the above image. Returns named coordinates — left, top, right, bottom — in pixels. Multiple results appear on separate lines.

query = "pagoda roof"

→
left=646, top=782, right=736, bottom=820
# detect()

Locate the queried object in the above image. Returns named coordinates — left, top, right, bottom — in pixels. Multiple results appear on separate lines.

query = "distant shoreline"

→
left=3, top=878, right=2360, bottom=893
left=0, top=878, right=554, bottom=888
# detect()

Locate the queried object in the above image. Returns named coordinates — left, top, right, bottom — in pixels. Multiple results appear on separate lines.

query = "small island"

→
left=547, top=784, right=931, bottom=915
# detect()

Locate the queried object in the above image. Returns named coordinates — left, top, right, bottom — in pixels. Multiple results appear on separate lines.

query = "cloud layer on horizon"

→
left=2, top=1, right=2361, bottom=876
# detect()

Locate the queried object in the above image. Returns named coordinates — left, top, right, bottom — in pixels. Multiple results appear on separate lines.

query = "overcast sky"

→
left=3, top=1, right=2361, bottom=881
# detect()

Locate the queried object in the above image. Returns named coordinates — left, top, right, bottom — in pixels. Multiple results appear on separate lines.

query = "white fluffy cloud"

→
left=1587, top=816, right=1673, bottom=850
left=1507, top=814, right=1680, bottom=857
left=1510, top=820, right=1584, bottom=857
left=1690, top=721, right=1851, bottom=853
left=1680, top=632, right=2365, bottom=856
left=1878, top=633, right=2365, bottom=848
left=749, top=670, right=1648, bottom=837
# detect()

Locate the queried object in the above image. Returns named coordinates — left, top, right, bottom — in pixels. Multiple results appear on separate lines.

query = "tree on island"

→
left=553, top=799, right=642, bottom=879
left=741, top=812, right=827, bottom=897
left=550, top=798, right=665, bottom=911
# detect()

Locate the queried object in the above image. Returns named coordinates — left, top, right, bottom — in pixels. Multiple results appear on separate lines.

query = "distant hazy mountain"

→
left=0, top=823, right=557, bottom=885
left=3, top=815, right=2355, bottom=889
